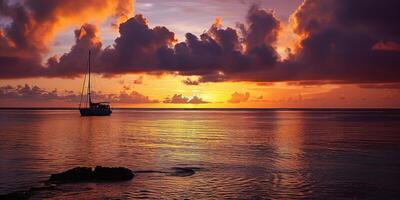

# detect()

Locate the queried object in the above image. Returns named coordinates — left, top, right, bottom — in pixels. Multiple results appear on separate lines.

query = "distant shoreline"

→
left=0, top=107, right=400, bottom=111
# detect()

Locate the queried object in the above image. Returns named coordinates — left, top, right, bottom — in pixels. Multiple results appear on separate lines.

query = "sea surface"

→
left=0, top=109, right=400, bottom=199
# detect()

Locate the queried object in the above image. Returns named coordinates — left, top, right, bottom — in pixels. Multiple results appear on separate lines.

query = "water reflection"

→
left=270, top=111, right=312, bottom=198
left=1, top=110, right=400, bottom=199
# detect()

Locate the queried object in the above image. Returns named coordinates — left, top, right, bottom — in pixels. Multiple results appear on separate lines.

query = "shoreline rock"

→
left=49, top=167, right=93, bottom=183
left=49, top=166, right=134, bottom=183
left=93, top=166, right=134, bottom=181
left=169, top=167, right=196, bottom=177
left=0, top=185, right=56, bottom=200
left=1, top=165, right=202, bottom=199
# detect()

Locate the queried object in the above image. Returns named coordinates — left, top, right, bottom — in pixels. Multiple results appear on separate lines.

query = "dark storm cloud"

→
left=46, top=23, right=102, bottom=78
left=0, top=4, right=280, bottom=80
left=174, top=5, right=281, bottom=77
left=41, top=14, right=176, bottom=77
left=243, top=4, right=280, bottom=50
left=1, top=0, right=400, bottom=86
left=213, top=0, right=400, bottom=84
left=273, top=0, right=400, bottom=83
left=97, top=14, right=176, bottom=74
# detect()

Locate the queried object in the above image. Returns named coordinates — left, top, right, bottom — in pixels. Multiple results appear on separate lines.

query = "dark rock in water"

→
left=134, top=167, right=202, bottom=177
left=169, top=167, right=196, bottom=177
left=48, top=166, right=134, bottom=183
left=29, top=185, right=56, bottom=192
left=0, top=185, right=56, bottom=200
left=49, top=167, right=93, bottom=183
left=0, top=190, right=31, bottom=200
left=133, top=170, right=166, bottom=174
left=2, top=167, right=133, bottom=199
left=93, top=166, right=134, bottom=181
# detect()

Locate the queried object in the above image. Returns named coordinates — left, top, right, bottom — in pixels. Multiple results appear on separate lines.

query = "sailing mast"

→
left=88, top=50, right=91, bottom=105
left=79, top=51, right=89, bottom=109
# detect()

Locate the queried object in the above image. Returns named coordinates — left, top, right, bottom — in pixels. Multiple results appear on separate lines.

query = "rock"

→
left=133, top=170, right=166, bottom=174
left=49, top=167, right=93, bottom=183
left=169, top=167, right=196, bottom=177
left=93, top=166, right=134, bottom=181
left=48, top=166, right=134, bottom=183
left=29, top=185, right=57, bottom=192
left=0, top=186, right=56, bottom=200
left=0, top=190, right=31, bottom=200
left=2, top=167, right=134, bottom=199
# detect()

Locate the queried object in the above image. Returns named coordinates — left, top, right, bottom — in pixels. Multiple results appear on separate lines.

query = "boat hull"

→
left=80, top=108, right=112, bottom=116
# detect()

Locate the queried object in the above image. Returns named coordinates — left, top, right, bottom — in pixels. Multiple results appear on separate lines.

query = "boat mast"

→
left=88, top=50, right=91, bottom=105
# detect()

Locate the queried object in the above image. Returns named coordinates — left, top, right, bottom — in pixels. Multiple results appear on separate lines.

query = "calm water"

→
left=0, top=109, right=400, bottom=199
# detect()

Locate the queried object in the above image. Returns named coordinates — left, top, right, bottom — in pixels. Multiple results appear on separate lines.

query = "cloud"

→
left=133, top=76, right=143, bottom=84
left=276, top=0, right=400, bottom=83
left=0, top=84, right=61, bottom=101
left=182, top=78, right=199, bottom=85
left=112, top=0, right=135, bottom=28
left=358, top=83, right=400, bottom=90
left=0, top=0, right=133, bottom=78
left=228, top=92, right=250, bottom=103
left=218, top=0, right=400, bottom=84
left=243, top=4, right=281, bottom=50
left=111, top=91, right=159, bottom=104
left=46, top=23, right=102, bottom=78
left=163, top=94, right=208, bottom=104
left=0, top=84, right=158, bottom=104
left=96, top=14, right=176, bottom=75
left=3, top=0, right=133, bottom=52
left=1, top=1, right=400, bottom=86
left=171, top=5, right=280, bottom=79
left=188, top=96, right=209, bottom=104
left=0, top=4, right=280, bottom=80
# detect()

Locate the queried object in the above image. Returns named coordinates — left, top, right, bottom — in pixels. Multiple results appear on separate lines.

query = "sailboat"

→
left=79, top=51, right=112, bottom=116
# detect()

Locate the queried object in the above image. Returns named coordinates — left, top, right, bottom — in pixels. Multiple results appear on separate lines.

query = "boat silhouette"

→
left=79, top=51, right=112, bottom=116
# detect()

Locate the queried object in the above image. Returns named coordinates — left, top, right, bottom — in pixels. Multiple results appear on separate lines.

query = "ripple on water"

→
left=1, top=110, right=400, bottom=199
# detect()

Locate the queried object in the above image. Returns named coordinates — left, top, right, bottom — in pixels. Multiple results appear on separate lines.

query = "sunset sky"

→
left=1, top=0, right=400, bottom=108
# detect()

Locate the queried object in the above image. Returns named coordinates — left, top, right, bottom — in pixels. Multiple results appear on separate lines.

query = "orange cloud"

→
left=112, top=0, right=135, bottom=28
left=1, top=0, right=134, bottom=54
left=133, top=76, right=144, bottom=84
left=211, top=16, right=222, bottom=29
left=276, top=1, right=310, bottom=58
left=228, top=92, right=250, bottom=103
left=163, top=94, right=208, bottom=104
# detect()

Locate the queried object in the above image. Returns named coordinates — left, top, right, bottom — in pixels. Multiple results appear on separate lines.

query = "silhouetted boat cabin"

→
left=80, top=102, right=112, bottom=116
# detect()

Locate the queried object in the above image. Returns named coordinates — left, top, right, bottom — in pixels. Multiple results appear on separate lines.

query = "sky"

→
left=1, top=0, right=400, bottom=108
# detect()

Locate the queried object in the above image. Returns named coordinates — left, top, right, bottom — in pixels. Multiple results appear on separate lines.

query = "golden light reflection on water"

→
left=271, top=111, right=311, bottom=198
left=3, top=110, right=311, bottom=198
left=2, top=110, right=400, bottom=199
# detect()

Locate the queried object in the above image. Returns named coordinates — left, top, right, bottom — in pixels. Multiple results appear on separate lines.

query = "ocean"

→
left=1, top=109, right=400, bottom=199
